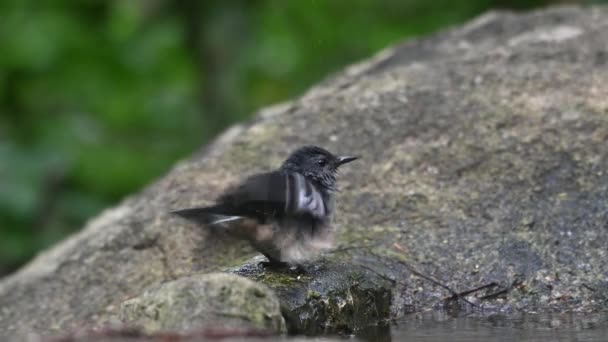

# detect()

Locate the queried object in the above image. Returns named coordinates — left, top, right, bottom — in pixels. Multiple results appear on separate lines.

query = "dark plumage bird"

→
left=171, top=145, right=358, bottom=267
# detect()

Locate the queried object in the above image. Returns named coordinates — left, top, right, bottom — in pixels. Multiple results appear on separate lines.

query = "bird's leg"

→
left=259, top=258, right=290, bottom=269
left=258, top=256, right=307, bottom=274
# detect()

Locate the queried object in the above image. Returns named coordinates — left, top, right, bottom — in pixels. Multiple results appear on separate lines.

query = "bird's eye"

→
left=317, top=159, right=327, bottom=167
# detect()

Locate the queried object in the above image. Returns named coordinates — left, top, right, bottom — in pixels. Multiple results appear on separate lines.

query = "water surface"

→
left=360, top=312, right=608, bottom=342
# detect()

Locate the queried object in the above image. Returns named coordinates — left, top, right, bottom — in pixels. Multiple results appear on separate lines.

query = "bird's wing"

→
left=285, top=172, right=327, bottom=219
left=172, top=171, right=326, bottom=224
left=216, top=171, right=290, bottom=220
left=216, top=171, right=326, bottom=221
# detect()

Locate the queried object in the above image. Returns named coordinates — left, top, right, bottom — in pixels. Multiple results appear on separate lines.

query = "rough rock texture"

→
left=231, top=257, right=392, bottom=336
left=118, top=273, right=286, bottom=334
left=2, top=4, right=608, bottom=338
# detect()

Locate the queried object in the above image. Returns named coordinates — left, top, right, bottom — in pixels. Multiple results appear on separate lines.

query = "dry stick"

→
left=393, top=259, right=479, bottom=308
left=446, top=282, right=499, bottom=301
left=328, top=242, right=383, bottom=254
left=359, top=263, right=477, bottom=308
left=358, top=264, right=398, bottom=285
left=479, top=288, right=509, bottom=300
left=581, top=283, right=596, bottom=292
left=366, top=252, right=478, bottom=308
left=340, top=243, right=479, bottom=308
left=478, top=279, right=522, bottom=300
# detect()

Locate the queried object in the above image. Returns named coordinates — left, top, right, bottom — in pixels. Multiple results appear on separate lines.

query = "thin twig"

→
left=581, top=283, right=596, bottom=292
left=479, top=288, right=509, bottom=300
left=329, top=242, right=383, bottom=254
left=358, top=264, right=397, bottom=285
left=367, top=251, right=478, bottom=308
left=394, top=259, right=479, bottom=308
left=446, top=282, right=499, bottom=301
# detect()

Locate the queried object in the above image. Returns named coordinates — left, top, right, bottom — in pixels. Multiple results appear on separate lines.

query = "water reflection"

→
left=357, top=312, right=608, bottom=342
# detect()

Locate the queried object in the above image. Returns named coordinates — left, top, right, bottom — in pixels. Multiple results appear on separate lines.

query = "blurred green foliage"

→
left=0, top=0, right=591, bottom=276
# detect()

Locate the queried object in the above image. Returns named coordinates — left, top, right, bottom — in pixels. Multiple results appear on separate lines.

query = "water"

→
left=359, top=312, right=608, bottom=342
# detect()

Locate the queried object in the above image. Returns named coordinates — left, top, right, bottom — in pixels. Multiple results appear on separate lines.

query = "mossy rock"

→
left=231, top=258, right=393, bottom=335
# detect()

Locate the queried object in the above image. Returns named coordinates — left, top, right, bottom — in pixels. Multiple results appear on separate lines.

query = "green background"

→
left=0, top=0, right=600, bottom=276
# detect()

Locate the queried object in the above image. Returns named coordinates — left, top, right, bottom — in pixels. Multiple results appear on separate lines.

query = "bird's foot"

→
left=259, top=260, right=289, bottom=268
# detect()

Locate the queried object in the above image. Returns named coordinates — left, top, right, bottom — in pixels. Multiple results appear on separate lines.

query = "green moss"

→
left=307, top=290, right=322, bottom=300
left=259, top=271, right=302, bottom=287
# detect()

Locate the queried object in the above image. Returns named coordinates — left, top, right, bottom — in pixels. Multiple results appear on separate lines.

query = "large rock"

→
left=118, top=273, right=286, bottom=334
left=2, top=4, right=608, bottom=338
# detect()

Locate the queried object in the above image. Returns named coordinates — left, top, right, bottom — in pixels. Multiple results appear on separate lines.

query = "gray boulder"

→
left=118, top=273, right=286, bottom=334
left=1, top=5, right=608, bottom=339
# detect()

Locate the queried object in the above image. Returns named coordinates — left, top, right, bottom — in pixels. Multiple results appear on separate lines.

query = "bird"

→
left=171, top=145, right=358, bottom=268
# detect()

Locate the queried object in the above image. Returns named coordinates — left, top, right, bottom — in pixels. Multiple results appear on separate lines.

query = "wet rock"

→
left=118, top=273, right=286, bottom=334
left=231, top=258, right=392, bottom=336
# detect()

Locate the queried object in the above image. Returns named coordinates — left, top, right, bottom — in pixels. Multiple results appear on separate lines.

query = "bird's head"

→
left=281, top=145, right=358, bottom=191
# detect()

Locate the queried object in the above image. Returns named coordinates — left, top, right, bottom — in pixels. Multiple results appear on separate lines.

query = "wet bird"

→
left=171, top=145, right=358, bottom=267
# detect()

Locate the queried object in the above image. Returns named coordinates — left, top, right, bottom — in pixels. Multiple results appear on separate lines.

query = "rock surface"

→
left=118, top=273, right=286, bottom=334
left=231, top=257, right=392, bottom=336
left=2, top=4, right=608, bottom=338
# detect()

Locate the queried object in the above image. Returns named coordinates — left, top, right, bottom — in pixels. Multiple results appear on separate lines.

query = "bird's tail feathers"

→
left=208, top=215, right=242, bottom=225
left=170, top=206, right=242, bottom=226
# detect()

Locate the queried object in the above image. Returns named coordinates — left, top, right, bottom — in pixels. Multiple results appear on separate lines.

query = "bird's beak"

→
left=337, top=155, right=358, bottom=166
